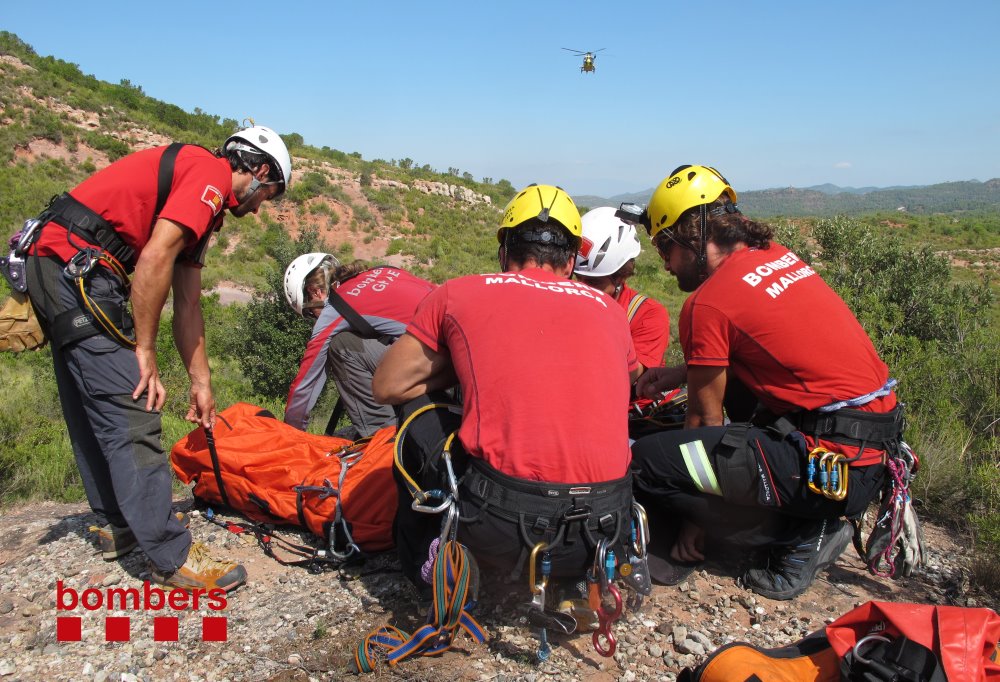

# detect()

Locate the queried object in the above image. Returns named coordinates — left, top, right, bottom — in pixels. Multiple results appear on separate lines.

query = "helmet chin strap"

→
left=696, top=205, right=709, bottom=280
left=499, top=230, right=510, bottom=272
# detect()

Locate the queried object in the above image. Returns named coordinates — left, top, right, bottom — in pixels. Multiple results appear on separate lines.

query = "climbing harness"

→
left=386, top=400, right=652, bottom=665
left=17, top=143, right=191, bottom=349
left=64, top=246, right=136, bottom=348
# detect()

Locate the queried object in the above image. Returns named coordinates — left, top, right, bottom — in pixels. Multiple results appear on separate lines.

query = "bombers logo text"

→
left=740, top=251, right=816, bottom=299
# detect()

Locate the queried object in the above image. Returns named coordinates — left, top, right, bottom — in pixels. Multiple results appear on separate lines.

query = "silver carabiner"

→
left=411, top=490, right=454, bottom=514
left=14, top=217, right=42, bottom=257
left=852, top=634, right=892, bottom=665
left=592, top=538, right=609, bottom=587
left=632, top=502, right=650, bottom=557
left=438, top=501, right=459, bottom=544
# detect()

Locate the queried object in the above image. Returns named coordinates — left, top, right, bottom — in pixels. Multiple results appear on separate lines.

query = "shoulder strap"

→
left=626, top=293, right=648, bottom=323
left=327, top=287, right=384, bottom=340
left=154, top=142, right=185, bottom=226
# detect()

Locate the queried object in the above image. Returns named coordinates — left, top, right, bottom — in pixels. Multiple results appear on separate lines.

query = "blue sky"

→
left=4, top=1, right=999, bottom=197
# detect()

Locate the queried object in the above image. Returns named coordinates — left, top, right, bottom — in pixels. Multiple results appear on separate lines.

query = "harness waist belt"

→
left=51, top=300, right=134, bottom=348
left=44, top=193, right=137, bottom=272
left=461, top=457, right=632, bottom=524
left=793, top=406, right=903, bottom=446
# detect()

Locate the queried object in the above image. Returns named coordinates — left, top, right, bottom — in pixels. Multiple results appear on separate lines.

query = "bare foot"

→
left=670, top=519, right=705, bottom=563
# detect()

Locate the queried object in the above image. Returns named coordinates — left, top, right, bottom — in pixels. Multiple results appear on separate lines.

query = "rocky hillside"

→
left=0, top=33, right=510, bottom=291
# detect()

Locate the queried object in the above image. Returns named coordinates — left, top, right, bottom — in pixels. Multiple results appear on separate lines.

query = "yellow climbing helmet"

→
left=647, top=165, right=738, bottom=238
left=498, top=184, right=582, bottom=244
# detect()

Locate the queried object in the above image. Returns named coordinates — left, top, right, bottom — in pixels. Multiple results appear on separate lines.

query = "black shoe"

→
left=647, top=552, right=701, bottom=586
left=742, top=518, right=852, bottom=600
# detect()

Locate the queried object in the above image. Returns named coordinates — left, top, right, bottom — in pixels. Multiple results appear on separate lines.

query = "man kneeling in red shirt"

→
left=373, top=184, right=641, bottom=593
left=629, top=165, right=922, bottom=600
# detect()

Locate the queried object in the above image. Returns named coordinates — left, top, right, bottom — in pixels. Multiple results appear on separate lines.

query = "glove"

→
left=896, top=497, right=926, bottom=577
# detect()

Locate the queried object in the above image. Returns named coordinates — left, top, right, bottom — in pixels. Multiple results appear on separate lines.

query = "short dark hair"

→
left=502, top=219, right=578, bottom=269
left=218, top=144, right=282, bottom=184
left=665, top=197, right=773, bottom=252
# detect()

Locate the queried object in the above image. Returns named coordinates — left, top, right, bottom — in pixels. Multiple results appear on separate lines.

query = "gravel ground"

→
left=0, top=499, right=990, bottom=682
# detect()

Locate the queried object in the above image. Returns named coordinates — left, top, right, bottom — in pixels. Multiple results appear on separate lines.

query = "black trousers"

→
left=26, top=255, right=190, bottom=571
left=631, top=424, right=885, bottom=550
left=392, top=394, right=632, bottom=587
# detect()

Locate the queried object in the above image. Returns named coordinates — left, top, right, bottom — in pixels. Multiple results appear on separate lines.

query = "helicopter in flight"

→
left=562, top=47, right=606, bottom=74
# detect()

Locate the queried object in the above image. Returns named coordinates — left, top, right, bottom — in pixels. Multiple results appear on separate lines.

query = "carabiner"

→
left=436, top=501, right=459, bottom=544
left=411, top=489, right=453, bottom=514
left=528, top=542, right=549, bottom=596
left=591, top=538, right=609, bottom=586
left=64, top=247, right=100, bottom=280
left=631, top=502, right=650, bottom=558
left=807, top=447, right=829, bottom=496
left=442, top=433, right=461, bottom=500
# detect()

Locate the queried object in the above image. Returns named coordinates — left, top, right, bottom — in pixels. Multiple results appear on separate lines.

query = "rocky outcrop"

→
left=372, top=176, right=493, bottom=206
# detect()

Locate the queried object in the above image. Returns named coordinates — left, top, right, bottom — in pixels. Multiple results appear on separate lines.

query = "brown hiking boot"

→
left=150, top=542, right=247, bottom=592
left=91, top=512, right=191, bottom=561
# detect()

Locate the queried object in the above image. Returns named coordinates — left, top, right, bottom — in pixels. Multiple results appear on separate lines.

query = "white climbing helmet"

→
left=574, top=206, right=642, bottom=277
left=283, top=253, right=339, bottom=316
left=225, top=125, right=293, bottom=191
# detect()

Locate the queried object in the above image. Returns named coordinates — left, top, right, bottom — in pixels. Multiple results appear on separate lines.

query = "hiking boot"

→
left=742, top=518, right=852, bottom=601
left=92, top=512, right=191, bottom=561
left=150, top=541, right=247, bottom=592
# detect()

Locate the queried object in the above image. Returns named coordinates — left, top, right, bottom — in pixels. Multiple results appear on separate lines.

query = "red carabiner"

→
left=592, top=583, right=622, bottom=657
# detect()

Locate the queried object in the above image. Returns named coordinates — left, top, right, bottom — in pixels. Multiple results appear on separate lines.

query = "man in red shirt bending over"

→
left=629, top=165, right=923, bottom=600
left=23, top=125, right=291, bottom=592
left=373, top=184, right=640, bottom=593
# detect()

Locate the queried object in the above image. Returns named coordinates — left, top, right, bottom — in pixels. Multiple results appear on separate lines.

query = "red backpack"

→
left=170, top=403, right=397, bottom=561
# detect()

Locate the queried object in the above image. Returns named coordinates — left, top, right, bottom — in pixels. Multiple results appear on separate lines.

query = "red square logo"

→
left=56, top=616, right=82, bottom=642
left=153, top=616, right=179, bottom=642
left=202, top=617, right=227, bottom=642
left=105, top=616, right=131, bottom=642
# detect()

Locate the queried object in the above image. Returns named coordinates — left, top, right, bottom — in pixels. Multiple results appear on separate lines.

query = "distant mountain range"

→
left=574, top=179, right=1000, bottom=217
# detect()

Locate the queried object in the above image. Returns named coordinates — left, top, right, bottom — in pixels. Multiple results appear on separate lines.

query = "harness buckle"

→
left=562, top=505, right=592, bottom=522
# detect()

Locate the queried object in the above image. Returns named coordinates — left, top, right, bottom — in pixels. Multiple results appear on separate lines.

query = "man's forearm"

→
left=131, top=259, right=174, bottom=349
left=173, top=306, right=211, bottom=386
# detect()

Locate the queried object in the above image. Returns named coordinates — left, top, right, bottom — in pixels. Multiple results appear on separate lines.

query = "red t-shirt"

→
left=679, top=244, right=896, bottom=461
left=33, top=145, right=235, bottom=265
left=407, top=267, right=638, bottom=483
left=615, top=283, right=669, bottom=369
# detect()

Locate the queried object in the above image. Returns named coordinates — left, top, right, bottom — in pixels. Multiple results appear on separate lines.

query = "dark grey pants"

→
left=26, top=255, right=189, bottom=571
left=326, top=331, right=395, bottom=438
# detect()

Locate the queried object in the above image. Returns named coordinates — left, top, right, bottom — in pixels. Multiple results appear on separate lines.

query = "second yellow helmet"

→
left=647, top=165, right=737, bottom=239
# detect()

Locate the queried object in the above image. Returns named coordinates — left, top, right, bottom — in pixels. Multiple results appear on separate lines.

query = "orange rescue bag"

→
left=170, top=402, right=397, bottom=555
